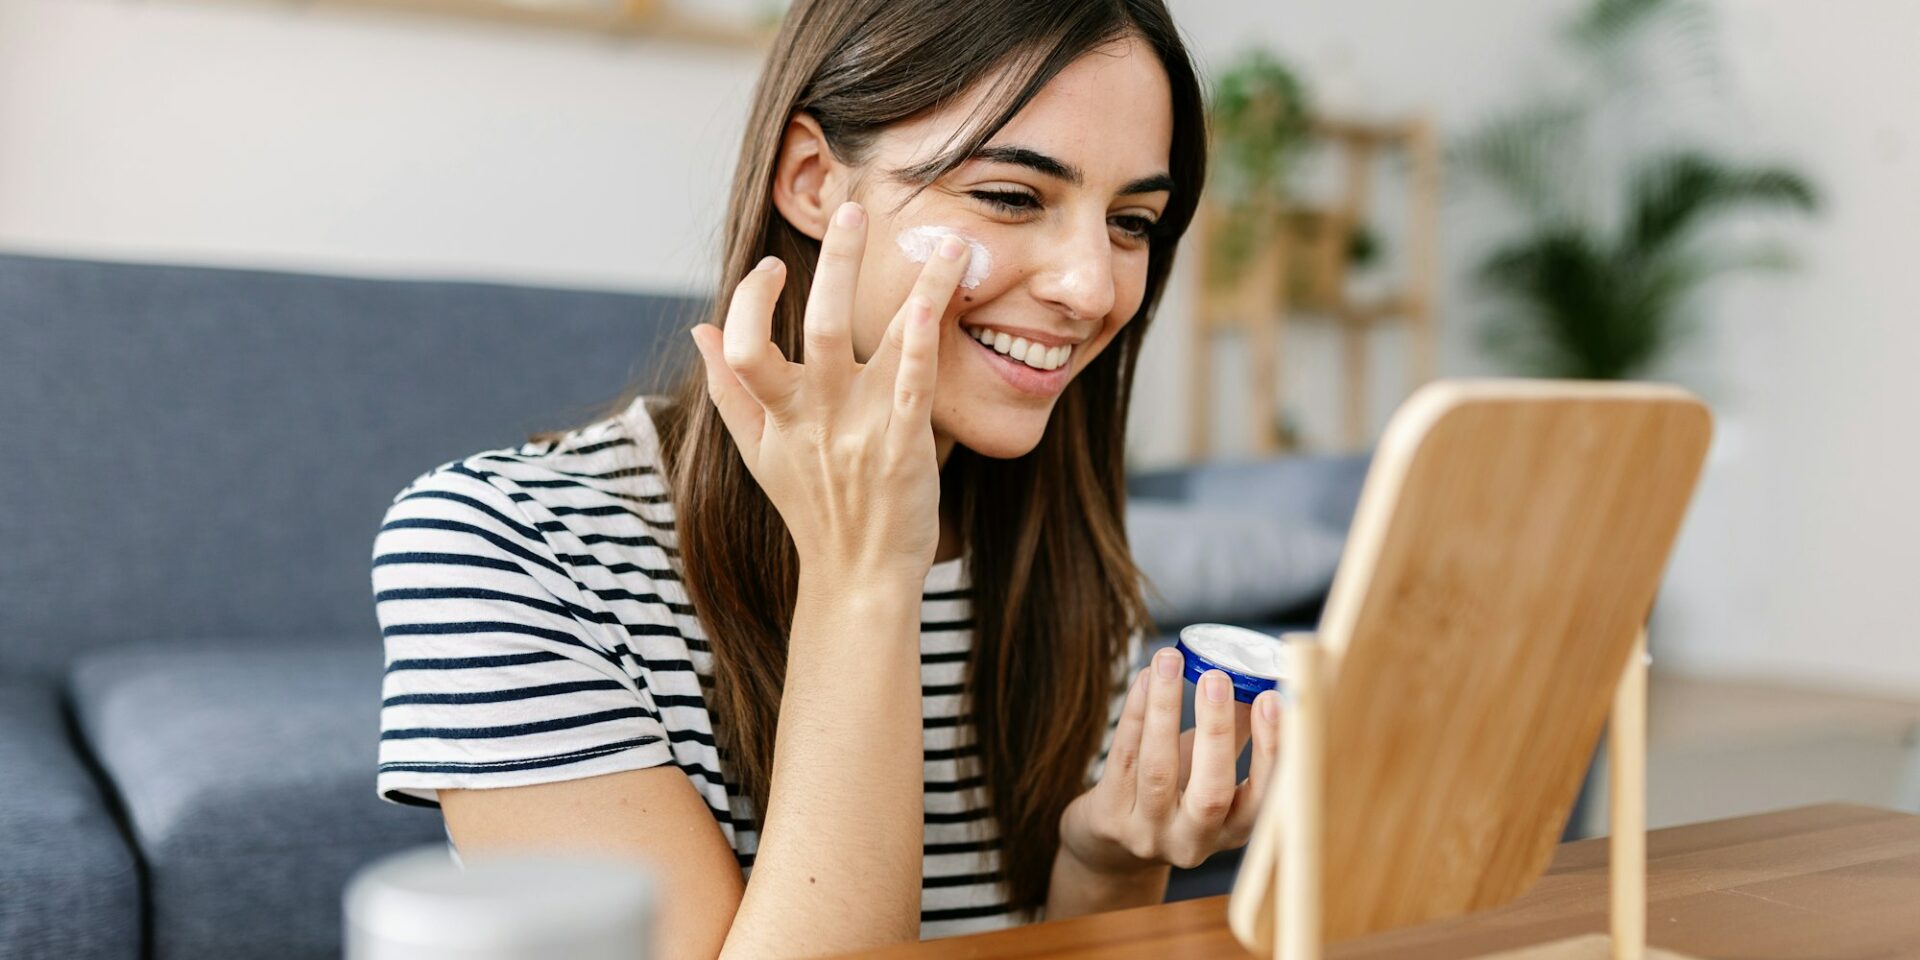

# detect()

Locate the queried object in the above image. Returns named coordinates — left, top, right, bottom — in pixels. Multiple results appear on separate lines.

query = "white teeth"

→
left=967, top=325, right=1071, bottom=371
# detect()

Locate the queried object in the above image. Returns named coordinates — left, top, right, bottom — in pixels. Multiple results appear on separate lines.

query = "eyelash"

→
left=968, top=189, right=1159, bottom=242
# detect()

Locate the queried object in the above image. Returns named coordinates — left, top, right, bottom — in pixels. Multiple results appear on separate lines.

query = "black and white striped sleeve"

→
left=370, top=463, right=674, bottom=807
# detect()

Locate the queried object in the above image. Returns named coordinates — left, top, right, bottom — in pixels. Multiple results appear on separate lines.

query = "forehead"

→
left=883, top=35, right=1174, bottom=189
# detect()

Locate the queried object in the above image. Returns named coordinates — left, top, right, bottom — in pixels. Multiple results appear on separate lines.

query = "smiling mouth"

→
left=962, top=324, right=1074, bottom=371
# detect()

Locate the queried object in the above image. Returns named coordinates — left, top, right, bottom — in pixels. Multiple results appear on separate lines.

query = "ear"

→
left=770, top=110, right=848, bottom=242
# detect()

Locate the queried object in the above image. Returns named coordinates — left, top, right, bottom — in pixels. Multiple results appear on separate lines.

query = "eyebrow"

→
left=970, top=144, right=1174, bottom=196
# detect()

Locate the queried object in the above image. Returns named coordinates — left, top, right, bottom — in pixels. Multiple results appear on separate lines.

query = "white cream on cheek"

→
left=893, top=224, right=993, bottom=289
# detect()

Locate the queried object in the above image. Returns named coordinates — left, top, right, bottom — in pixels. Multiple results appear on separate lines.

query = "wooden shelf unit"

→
left=1188, top=113, right=1441, bottom=459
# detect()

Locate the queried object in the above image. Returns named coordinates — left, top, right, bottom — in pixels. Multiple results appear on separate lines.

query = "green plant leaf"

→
left=1475, top=230, right=1633, bottom=378
left=1204, top=46, right=1312, bottom=282
left=1208, top=47, right=1311, bottom=204
left=1450, top=100, right=1593, bottom=229
left=1460, top=0, right=1821, bottom=381
left=1625, top=151, right=1820, bottom=257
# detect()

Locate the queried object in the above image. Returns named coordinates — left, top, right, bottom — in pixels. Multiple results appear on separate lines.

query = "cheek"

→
left=847, top=224, right=1000, bottom=355
left=847, top=251, right=923, bottom=362
left=1077, top=257, right=1151, bottom=354
left=1076, top=320, right=1129, bottom=370
left=893, top=224, right=995, bottom=291
left=1113, top=252, right=1150, bottom=319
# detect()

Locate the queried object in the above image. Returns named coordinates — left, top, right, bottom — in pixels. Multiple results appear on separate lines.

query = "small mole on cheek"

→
left=962, top=294, right=973, bottom=302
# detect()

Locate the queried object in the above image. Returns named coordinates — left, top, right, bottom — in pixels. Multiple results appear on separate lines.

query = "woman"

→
left=371, top=1, right=1282, bottom=956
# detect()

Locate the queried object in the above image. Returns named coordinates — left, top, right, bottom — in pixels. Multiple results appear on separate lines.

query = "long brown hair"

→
left=537, top=0, right=1206, bottom=914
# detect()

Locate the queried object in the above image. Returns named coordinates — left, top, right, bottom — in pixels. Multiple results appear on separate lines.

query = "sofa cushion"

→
left=1128, top=501, right=1347, bottom=625
left=69, top=642, right=446, bottom=960
left=0, top=251, right=703, bottom=676
left=1128, top=452, right=1374, bottom=532
left=0, top=677, right=141, bottom=960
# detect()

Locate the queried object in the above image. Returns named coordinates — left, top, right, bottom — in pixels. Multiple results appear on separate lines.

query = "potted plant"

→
left=1204, top=47, right=1315, bottom=289
left=1456, top=0, right=1820, bottom=380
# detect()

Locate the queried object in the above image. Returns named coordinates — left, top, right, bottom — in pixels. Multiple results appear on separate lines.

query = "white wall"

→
left=4, top=0, right=1916, bottom=693
left=1645, top=1, right=1920, bottom=694
left=0, top=0, right=761, bottom=291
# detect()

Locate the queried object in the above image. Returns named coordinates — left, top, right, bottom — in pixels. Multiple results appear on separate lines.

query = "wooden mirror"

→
left=1230, top=379, right=1713, bottom=960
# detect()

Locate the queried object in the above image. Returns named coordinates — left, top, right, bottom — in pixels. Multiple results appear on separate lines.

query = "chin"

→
left=936, top=406, right=1055, bottom=460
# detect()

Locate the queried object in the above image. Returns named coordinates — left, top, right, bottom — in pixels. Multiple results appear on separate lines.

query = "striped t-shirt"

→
left=371, top=393, right=1136, bottom=939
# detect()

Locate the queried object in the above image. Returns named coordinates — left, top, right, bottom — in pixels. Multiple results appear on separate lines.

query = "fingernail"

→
left=834, top=201, right=864, bottom=228
left=754, top=255, right=779, bottom=272
left=1258, top=691, right=1279, bottom=723
left=1154, top=648, right=1180, bottom=679
left=938, top=235, right=966, bottom=260
left=1204, top=671, right=1230, bottom=703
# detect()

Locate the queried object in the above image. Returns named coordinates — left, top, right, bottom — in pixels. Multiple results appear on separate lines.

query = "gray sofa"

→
left=1, top=250, right=702, bottom=959
left=0, top=249, right=1431, bottom=958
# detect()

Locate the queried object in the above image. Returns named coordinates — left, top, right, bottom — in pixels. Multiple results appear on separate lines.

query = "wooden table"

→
left=844, top=804, right=1920, bottom=959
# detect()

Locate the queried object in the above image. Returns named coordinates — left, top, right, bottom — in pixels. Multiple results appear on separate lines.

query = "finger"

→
left=862, top=233, right=971, bottom=391
left=887, top=294, right=941, bottom=438
left=803, top=201, right=866, bottom=385
left=722, top=256, right=801, bottom=422
left=1136, top=647, right=1184, bottom=820
left=689, top=324, right=765, bottom=461
left=1100, top=668, right=1151, bottom=808
left=1224, top=688, right=1284, bottom=841
left=1180, top=670, right=1240, bottom=830
left=1174, top=699, right=1250, bottom=787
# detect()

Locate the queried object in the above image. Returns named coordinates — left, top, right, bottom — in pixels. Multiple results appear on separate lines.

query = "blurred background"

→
left=2, top=0, right=1916, bottom=956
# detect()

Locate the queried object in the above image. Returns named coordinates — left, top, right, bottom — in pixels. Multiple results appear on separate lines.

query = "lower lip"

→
left=965, top=332, right=1074, bottom=397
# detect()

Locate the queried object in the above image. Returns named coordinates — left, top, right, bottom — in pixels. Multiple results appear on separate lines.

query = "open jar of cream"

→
left=1174, top=623, right=1291, bottom=703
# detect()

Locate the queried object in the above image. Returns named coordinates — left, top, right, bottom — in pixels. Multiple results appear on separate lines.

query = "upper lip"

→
left=961, top=322, right=1085, bottom=348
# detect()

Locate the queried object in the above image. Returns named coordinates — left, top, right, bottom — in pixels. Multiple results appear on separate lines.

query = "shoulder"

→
left=379, top=395, right=677, bottom=550
left=389, top=394, right=671, bottom=513
left=372, top=394, right=680, bottom=605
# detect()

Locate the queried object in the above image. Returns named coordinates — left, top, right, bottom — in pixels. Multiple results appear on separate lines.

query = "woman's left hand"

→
left=1058, top=646, right=1282, bottom=874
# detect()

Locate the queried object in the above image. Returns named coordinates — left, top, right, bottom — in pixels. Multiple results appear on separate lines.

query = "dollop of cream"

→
left=1179, top=623, right=1289, bottom=679
left=894, top=224, right=992, bottom=289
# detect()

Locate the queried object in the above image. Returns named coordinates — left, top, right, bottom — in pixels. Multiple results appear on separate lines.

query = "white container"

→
left=344, top=845, right=658, bottom=960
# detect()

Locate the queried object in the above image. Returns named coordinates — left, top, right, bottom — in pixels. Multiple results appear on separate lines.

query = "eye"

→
left=968, top=189, right=1041, bottom=215
left=968, top=189, right=1161, bottom=243
left=1112, top=215, right=1159, bottom=242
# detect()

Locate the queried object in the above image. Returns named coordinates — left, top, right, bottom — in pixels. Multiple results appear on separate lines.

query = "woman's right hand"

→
left=688, top=200, right=974, bottom=585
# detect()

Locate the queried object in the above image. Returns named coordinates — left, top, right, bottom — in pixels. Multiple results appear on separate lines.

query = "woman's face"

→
left=776, top=35, right=1175, bottom=461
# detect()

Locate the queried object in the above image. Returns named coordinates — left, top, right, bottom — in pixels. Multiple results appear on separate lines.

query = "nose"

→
left=1027, top=212, right=1115, bottom=325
